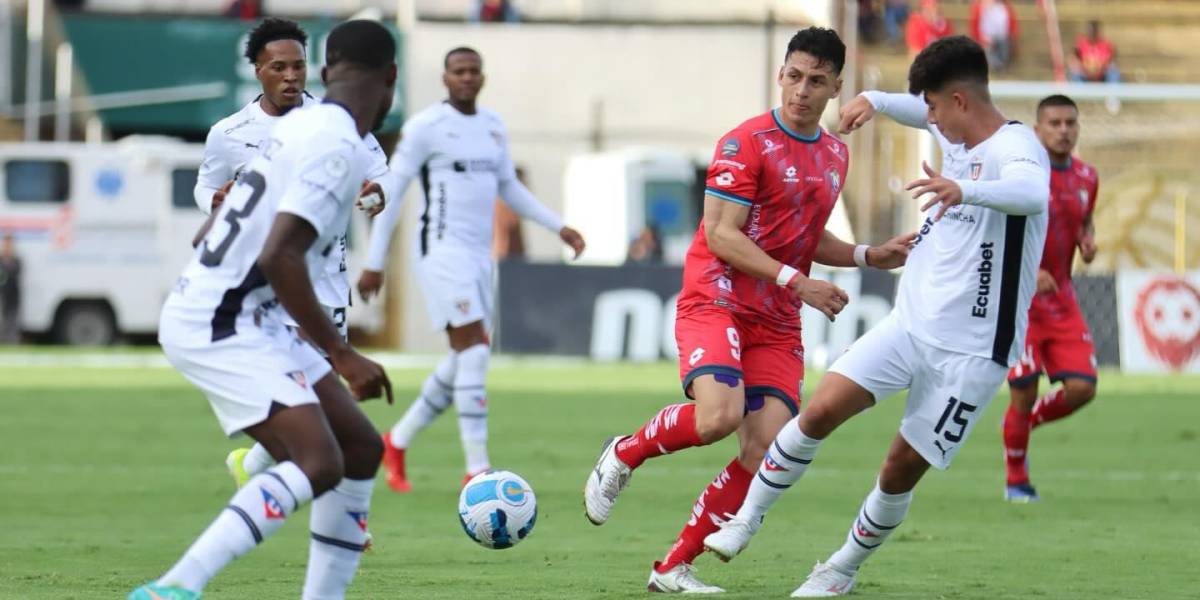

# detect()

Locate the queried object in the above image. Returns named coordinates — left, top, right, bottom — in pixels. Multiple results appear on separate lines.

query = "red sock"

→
left=614, top=403, right=703, bottom=470
left=657, top=458, right=753, bottom=573
left=1031, top=388, right=1076, bottom=429
left=1002, top=403, right=1031, bottom=485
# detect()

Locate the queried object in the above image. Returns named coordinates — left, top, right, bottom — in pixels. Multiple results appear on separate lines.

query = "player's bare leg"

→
left=1003, top=380, right=1040, bottom=501
left=302, top=374, right=384, bottom=598
left=585, top=374, right=743, bottom=526
left=705, top=373, right=873, bottom=560
left=789, top=434, right=926, bottom=597
left=148, top=390, right=345, bottom=597
left=650, top=396, right=791, bottom=592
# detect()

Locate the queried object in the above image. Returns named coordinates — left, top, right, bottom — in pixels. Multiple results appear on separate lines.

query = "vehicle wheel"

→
left=53, top=302, right=116, bottom=345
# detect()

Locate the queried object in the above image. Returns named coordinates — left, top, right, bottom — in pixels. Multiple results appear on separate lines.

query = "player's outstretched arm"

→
left=814, top=229, right=915, bottom=270
left=261, top=213, right=392, bottom=403
left=850, top=91, right=931, bottom=131
left=704, top=193, right=848, bottom=321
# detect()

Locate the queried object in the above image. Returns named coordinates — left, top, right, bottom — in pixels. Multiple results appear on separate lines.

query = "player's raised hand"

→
left=790, top=275, right=849, bottom=322
left=838, top=95, right=877, bottom=135
left=357, top=269, right=384, bottom=303
left=1079, top=234, right=1098, bottom=263
left=330, top=347, right=393, bottom=404
left=1035, top=269, right=1059, bottom=295
left=560, top=226, right=586, bottom=259
left=211, top=179, right=235, bottom=212
left=906, top=161, right=963, bottom=221
left=356, top=181, right=386, bottom=217
left=866, top=232, right=917, bottom=270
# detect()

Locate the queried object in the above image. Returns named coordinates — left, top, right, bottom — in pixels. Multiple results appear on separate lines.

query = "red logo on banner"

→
left=1134, top=276, right=1200, bottom=371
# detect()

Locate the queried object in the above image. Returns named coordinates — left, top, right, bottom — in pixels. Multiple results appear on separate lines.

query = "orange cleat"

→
left=461, top=469, right=491, bottom=489
left=381, top=433, right=412, bottom=493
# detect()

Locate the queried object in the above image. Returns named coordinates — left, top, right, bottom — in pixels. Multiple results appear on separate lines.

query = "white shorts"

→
left=160, top=315, right=332, bottom=437
left=829, top=313, right=1008, bottom=470
left=416, top=253, right=494, bottom=331
left=281, top=304, right=349, bottom=345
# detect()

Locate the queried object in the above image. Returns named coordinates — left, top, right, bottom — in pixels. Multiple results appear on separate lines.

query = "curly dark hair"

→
left=785, top=27, right=845, bottom=74
left=908, top=35, right=988, bottom=96
left=244, top=17, right=308, bottom=64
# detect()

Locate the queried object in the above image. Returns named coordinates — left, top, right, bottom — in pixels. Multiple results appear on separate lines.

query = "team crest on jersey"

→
left=826, top=166, right=842, bottom=196
left=286, top=370, right=308, bottom=389
left=970, top=160, right=983, bottom=180
left=456, top=299, right=471, bottom=314
left=721, top=138, right=740, bottom=157
left=324, top=155, right=349, bottom=178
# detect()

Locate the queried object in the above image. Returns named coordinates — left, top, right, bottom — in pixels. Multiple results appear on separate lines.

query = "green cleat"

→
left=128, top=582, right=201, bottom=600
left=225, top=447, right=252, bottom=489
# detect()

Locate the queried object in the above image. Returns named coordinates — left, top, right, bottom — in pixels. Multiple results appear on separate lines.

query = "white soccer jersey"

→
left=863, top=91, right=1050, bottom=366
left=365, top=102, right=563, bottom=270
left=196, top=94, right=389, bottom=308
left=164, top=102, right=370, bottom=345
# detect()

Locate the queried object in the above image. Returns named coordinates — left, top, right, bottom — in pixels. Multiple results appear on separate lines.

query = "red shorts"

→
left=675, top=304, right=803, bottom=415
left=1008, top=307, right=1097, bottom=386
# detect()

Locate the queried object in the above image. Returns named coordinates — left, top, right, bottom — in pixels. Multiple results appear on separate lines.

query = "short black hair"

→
left=325, top=20, right=396, bottom=70
left=1036, top=94, right=1079, bottom=118
left=444, top=46, right=481, bottom=69
left=244, top=18, right=308, bottom=64
left=908, top=35, right=989, bottom=96
left=785, top=27, right=846, bottom=74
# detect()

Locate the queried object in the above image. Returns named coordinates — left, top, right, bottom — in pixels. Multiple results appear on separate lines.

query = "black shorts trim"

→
left=681, top=365, right=743, bottom=399
left=1047, top=371, right=1098, bottom=385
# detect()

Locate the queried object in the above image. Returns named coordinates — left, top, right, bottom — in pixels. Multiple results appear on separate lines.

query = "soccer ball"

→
left=457, top=470, right=537, bottom=549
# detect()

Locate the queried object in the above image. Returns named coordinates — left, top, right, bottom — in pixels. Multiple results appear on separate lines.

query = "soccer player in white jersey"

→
left=358, top=47, right=586, bottom=492
left=129, top=20, right=397, bottom=600
left=702, top=36, right=1049, bottom=596
left=196, top=18, right=392, bottom=488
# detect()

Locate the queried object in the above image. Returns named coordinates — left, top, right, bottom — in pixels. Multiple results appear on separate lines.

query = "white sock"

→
left=454, top=343, right=490, bottom=474
left=828, top=482, right=913, bottom=573
left=243, top=443, right=276, bottom=477
left=302, top=477, right=375, bottom=600
left=158, top=462, right=313, bottom=593
left=736, top=416, right=822, bottom=521
left=389, top=353, right=457, bottom=448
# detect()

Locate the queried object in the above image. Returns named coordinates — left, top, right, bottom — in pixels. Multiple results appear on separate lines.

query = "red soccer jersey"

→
left=1030, top=158, right=1099, bottom=320
left=679, top=109, right=849, bottom=330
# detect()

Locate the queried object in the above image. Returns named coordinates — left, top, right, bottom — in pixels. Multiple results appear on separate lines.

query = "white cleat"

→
left=790, top=561, right=857, bottom=597
left=703, top=513, right=762, bottom=562
left=647, top=562, right=725, bottom=594
left=583, top=436, right=633, bottom=526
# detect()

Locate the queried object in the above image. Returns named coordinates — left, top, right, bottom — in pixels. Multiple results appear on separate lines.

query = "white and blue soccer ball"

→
left=458, top=470, right=537, bottom=549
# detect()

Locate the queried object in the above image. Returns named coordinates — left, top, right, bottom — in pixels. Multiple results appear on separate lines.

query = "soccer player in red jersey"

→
left=1002, top=94, right=1099, bottom=502
left=582, top=27, right=914, bottom=593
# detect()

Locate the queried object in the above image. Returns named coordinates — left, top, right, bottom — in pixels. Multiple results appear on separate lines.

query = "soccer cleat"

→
left=381, top=433, right=411, bottom=493
left=583, top=435, right=633, bottom=525
left=128, top=582, right=201, bottom=600
left=1005, top=481, right=1041, bottom=503
left=647, top=561, right=725, bottom=594
left=703, top=513, right=762, bottom=562
left=461, top=469, right=490, bottom=489
left=224, top=448, right=251, bottom=489
left=790, top=561, right=857, bottom=597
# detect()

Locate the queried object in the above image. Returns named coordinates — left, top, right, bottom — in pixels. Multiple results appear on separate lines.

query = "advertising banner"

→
left=1117, top=271, right=1200, bottom=373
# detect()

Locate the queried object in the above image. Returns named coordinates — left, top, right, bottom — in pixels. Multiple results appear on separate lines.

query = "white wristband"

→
left=776, top=264, right=799, bottom=287
left=853, top=244, right=870, bottom=268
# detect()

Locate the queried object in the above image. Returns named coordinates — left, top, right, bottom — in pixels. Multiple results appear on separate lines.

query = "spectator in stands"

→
left=626, top=226, right=663, bottom=265
left=884, top=0, right=911, bottom=46
left=858, top=0, right=883, bottom=44
left=906, top=0, right=953, bottom=57
left=0, top=234, right=21, bottom=344
left=1070, top=20, right=1120, bottom=82
left=970, top=0, right=1018, bottom=71
left=472, top=0, right=520, bottom=23
left=224, top=0, right=264, bottom=20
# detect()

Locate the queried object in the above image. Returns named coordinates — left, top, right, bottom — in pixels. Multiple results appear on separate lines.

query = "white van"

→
left=0, top=137, right=382, bottom=344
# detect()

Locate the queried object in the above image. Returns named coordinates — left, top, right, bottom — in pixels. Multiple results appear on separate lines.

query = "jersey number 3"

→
left=200, top=171, right=267, bottom=267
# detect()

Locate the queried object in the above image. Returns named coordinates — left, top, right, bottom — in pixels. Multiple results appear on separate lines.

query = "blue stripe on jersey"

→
left=705, top=187, right=753, bottom=206
left=771, top=108, right=822, bottom=143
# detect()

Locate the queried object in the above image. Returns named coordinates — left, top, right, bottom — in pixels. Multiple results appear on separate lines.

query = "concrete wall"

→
left=390, top=20, right=828, bottom=351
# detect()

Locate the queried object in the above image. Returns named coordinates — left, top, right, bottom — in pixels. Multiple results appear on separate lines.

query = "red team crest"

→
left=261, top=488, right=285, bottom=520
left=1133, top=276, right=1200, bottom=371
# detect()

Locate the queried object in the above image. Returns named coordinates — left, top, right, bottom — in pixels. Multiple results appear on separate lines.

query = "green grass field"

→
left=2, top=356, right=1199, bottom=599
